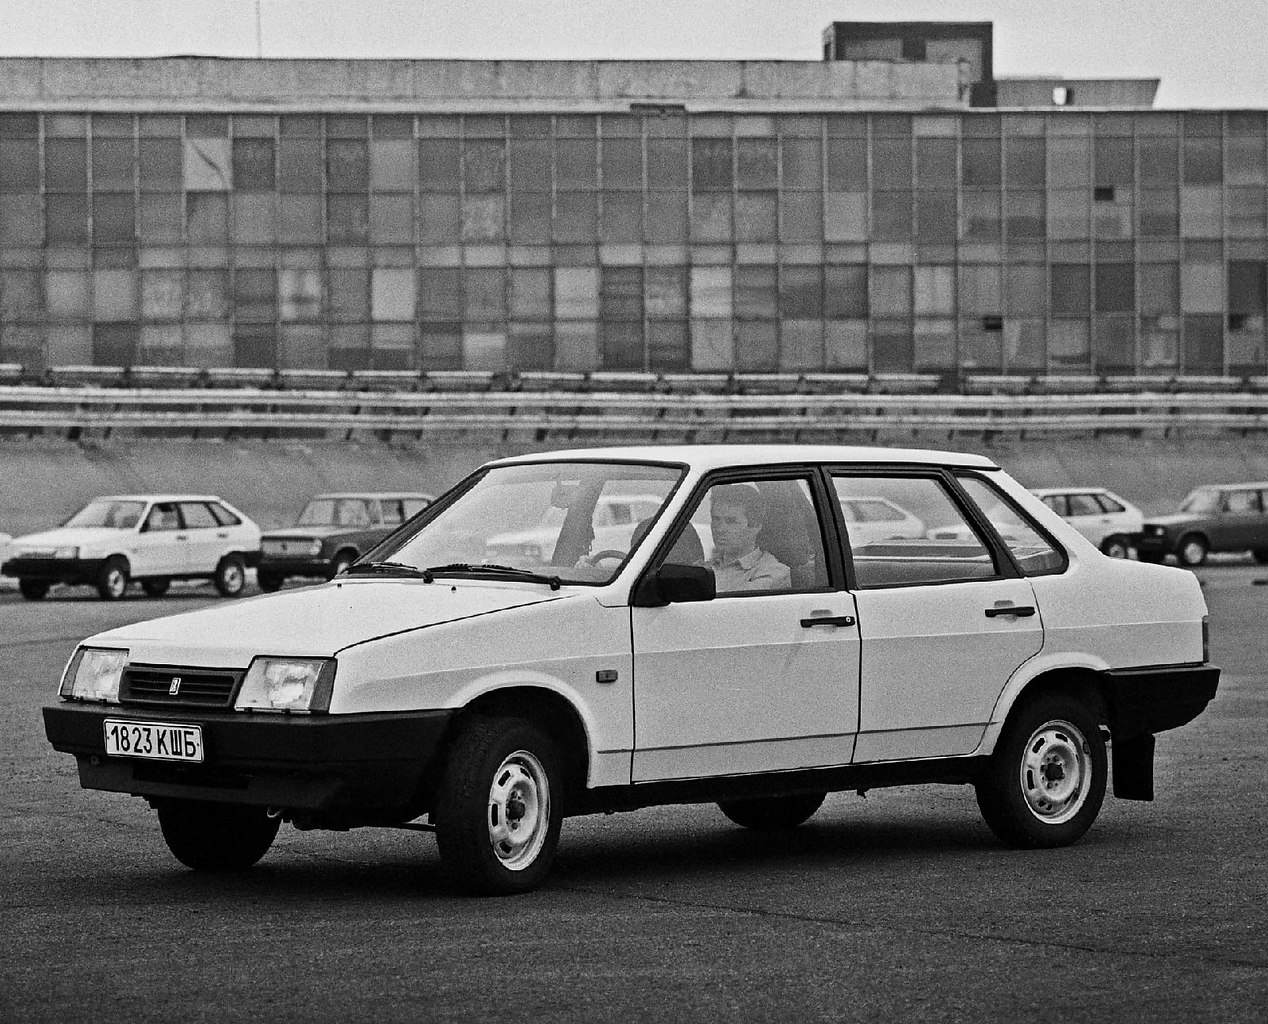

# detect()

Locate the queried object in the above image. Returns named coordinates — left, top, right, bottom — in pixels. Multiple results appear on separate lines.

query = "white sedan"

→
left=1031, top=487, right=1144, bottom=558
left=3, top=494, right=260, bottom=600
left=44, top=446, right=1217, bottom=896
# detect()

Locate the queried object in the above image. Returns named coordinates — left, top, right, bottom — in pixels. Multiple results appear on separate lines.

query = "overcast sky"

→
left=3, top=0, right=1266, bottom=108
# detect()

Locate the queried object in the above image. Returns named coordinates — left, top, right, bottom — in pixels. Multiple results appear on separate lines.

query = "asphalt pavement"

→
left=1, top=566, right=1264, bottom=1023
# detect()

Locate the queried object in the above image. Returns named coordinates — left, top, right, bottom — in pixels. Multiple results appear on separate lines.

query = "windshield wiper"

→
left=422, top=563, right=562, bottom=591
left=342, top=561, right=436, bottom=581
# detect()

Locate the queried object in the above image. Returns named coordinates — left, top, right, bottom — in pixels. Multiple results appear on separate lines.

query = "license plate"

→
left=103, top=719, right=204, bottom=763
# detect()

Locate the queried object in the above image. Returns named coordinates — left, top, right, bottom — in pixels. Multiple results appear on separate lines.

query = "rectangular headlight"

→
left=60, top=647, right=128, bottom=702
left=235, top=657, right=335, bottom=713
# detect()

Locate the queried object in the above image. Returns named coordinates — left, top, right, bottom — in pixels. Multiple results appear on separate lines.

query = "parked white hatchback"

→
left=43, top=447, right=1218, bottom=895
left=1031, top=487, right=1144, bottom=558
left=3, top=494, right=260, bottom=600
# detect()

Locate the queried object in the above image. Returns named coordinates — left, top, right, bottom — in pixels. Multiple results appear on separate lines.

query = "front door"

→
left=631, top=473, right=860, bottom=782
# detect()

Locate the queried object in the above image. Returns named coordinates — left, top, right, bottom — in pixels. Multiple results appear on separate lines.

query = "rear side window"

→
left=179, top=502, right=219, bottom=529
left=402, top=497, right=431, bottom=518
left=209, top=502, right=242, bottom=526
left=1065, top=493, right=1101, bottom=516
left=381, top=499, right=404, bottom=525
left=957, top=475, right=1065, bottom=576
left=832, top=474, right=996, bottom=588
left=1040, top=494, right=1066, bottom=515
left=1095, top=493, right=1126, bottom=514
left=1226, top=490, right=1260, bottom=513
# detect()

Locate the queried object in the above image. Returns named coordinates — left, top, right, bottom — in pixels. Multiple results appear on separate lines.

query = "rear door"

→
left=178, top=501, right=224, bottom=572
left=832, top=469, right=1045, bottom=762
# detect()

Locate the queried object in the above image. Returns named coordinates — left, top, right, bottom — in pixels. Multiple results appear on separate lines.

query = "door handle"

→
left=216, top=532, right=228, bottom=539
left=175, top=534, right=189, bottom=541
left=800, top=614, right=856, bottom=628
left=985, top=605, right=1036, bottom=618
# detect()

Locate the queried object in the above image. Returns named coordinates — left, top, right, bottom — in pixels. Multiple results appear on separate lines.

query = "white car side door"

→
left=631, top=474, right=860, bottom=782
left=131, top=502, right=185, bottom=576
left=834, top=471, right=1046, bottom=762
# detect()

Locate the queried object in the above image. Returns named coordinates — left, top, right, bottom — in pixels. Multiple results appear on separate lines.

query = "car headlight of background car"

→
left=1145, top=525, right=1167, bottom=537
left=235, top=657, right=336, bottom=713
left=60, top=647, right=128, bottom=702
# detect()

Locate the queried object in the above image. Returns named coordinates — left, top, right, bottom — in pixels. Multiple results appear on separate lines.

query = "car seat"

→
left=755, top=482, right=826, bottom=589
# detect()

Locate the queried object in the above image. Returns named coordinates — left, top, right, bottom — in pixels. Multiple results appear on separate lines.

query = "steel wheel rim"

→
left=1019, top=719, right=1091, bottom=824
left=1105, top=542, right=1128, bottom=558
left=487, top=749, right=549, bottom=871
left=105, top=569, right=126, bottom=598
left=222, top=564, right=244, bottom=592
left=1181, top=540, right=1205, bottom=565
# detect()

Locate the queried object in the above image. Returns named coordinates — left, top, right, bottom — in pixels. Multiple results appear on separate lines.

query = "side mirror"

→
left=633, top=562, right=715, bottom=607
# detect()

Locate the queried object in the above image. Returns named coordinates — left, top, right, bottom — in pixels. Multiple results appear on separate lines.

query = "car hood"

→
left=1143, top=512, right=1203, bottom=528
left=262, top=525, right=376, bottom=539
left=13, top=526, right=130, bottom=548
left=85, top=578, right=573, bottom=665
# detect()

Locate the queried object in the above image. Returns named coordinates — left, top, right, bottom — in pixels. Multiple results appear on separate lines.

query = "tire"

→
left=257, top=571, right=284, bottom=592
left=1100, top=536, right=1130, bottom=559
left=96, top=557, right=129, bottom=600
left=213, top=554, right=246, bottom=597
left=156, top=799, right=280, bottom=871
left=718, top=792, right=826, bottom=831
left=18, top=579, right=49, bottom=601
left=975, top=694, right=1107, bottom=849
left=434, top=716, right=565, bottom=896
left=1253, top=549, right=1268, bottom=565
left=1177, top=533, right=1208, bottom=567
left=141, top=578, right=170, bottom=597
left=328, top=551, right=356, bottom=580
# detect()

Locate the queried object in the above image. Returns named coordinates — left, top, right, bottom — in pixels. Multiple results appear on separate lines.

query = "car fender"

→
left=974, top=649, right=1112, bottom=756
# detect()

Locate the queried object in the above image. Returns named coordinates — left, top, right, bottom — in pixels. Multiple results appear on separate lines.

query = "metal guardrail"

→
left=3, top=383, right=1268, bottom=439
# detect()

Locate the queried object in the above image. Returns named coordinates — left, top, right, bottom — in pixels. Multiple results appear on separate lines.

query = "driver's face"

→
left=711, top=502, right=760, bottom=561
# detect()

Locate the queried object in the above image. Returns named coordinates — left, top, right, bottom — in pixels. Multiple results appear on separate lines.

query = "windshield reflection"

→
left=1181, top=489, right=1221, bottom=514
left=371, top=461, right=682, bottom=585
left=64, top=500, right=145, bottom=529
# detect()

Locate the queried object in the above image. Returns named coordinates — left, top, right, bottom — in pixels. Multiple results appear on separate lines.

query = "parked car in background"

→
left=1031, top=488, right=1144, bottom=559
left=837, top=495, right=926, bottom=545
left=1137, top=483, right=1268, bottom=566
left=43, top=445, right=1218, bottom=896
left=257, top=492, right=433, bottom=591
left=1, top=494, right=260, bottom=600
left=484, top=492, right=664, bottom=565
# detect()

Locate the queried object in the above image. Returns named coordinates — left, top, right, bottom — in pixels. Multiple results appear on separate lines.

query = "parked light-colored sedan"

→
left=1031, top=487, right=1144, bottom=558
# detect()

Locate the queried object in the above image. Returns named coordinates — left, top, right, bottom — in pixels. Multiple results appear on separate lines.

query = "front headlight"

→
left=307, top=539, right=323, bottom=556
left=60, top=647, right=128, bottom=702
left=235, top=657, right=335, bottom=713
left=54, top=546, right=79, bottom=559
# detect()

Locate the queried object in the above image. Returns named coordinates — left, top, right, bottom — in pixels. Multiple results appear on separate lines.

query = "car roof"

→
left=490, top=444, right=998, bottom=472
left=1030, top=487, right=1118, bottom=496
left=93, top=494, right=226, bottom=503
left=309, top=492, right=434, bottom=500
left=1187, top=482, right=1268, bottom=490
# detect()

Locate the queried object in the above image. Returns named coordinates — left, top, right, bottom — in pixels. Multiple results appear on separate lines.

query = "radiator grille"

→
left=121, top=665, right=243, bottom=708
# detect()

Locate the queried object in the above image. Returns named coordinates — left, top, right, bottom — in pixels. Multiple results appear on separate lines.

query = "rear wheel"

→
left=718, top=792, right=826, bottom=831
left=156, top=800, right=280, bottom=871
left=1177, top=533, right=1208, bottom=567
left=96, top=558, right=129, bottom=600
left=1253, top=549, right=1268, bottom=565
left=213, top=554, right=246, bottom=597
left=1100, top=536, right=1130, bottom=559
left=18, top=579, right=49, bottom=601
left=975, top=694, right=1107, bottom=849
left=257, top=571, right=284, bottom=592
left=141, top=578, right=170, bottom=597
left=328, top=551, right=356, bottom=579
left=434, top=716, right=564, bottom=896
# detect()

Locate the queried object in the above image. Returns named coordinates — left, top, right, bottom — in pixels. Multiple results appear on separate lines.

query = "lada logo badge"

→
left=169, top=677, right=182, bottom=696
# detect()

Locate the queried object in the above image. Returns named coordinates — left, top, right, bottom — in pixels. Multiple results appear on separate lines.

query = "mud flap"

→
left=1112, top=733, right=1155, bottom=801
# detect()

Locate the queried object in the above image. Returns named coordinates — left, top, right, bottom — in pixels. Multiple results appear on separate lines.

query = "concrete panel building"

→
left=0, top=21, right=1264, bottom=379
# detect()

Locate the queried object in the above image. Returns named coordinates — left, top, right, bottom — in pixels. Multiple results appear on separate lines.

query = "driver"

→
left=707, top=484, right=790, bottom=593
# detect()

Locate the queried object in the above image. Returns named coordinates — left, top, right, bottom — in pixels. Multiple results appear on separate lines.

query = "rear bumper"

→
left=2, top=556, right=106, bottom=584
left=1103, top=662, right=1220, bottom=739
left=43, top=702, right=454, bottom=817
left=258, top=556, right=332, bottom=579
left=1135, top=534, right=1174, bottom=558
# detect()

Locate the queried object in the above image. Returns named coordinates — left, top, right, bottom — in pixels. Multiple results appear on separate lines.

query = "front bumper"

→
left=2, top=555, right=107, bottom=585
left=1135, top=533, right=1173, bottom=558
left=43, top=702, right=454, bottom=818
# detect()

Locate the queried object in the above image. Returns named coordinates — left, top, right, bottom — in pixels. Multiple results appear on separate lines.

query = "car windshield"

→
left=63, top=499, right=146, bottom=530
left=1181, top=489, right=1222, bottom=514
left=372, top=461, right=683, bottom=585
left=298, top=498, right=377, bottom=527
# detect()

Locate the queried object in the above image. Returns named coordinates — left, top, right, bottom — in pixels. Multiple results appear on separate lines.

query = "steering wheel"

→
left=588, top=549, right=627, bottom=565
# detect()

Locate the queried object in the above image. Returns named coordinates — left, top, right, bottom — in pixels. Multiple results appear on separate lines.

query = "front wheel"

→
left=155, top=800, right=280, bottom=871
left=1252, top=549, right=1268, bottom=565
left=18, top=579, right=49, bottom=601
left=975, top=694, right=1107, bottom=849
left=718, top=792, right=826, bottom=830
left=213, top=554, right=246, bottom=596
left=1100, top=536, right=1130, bottom=559
left=1177, top=533, right=1208, bottom=567
left=328, top=551, right=356, bottom=580
left=434, top=716, right=564, bottom=896
left=96, top=558, right=129, bottom=600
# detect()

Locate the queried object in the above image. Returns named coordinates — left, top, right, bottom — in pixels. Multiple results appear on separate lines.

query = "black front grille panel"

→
left=122, top=665, right=244, bottom=708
